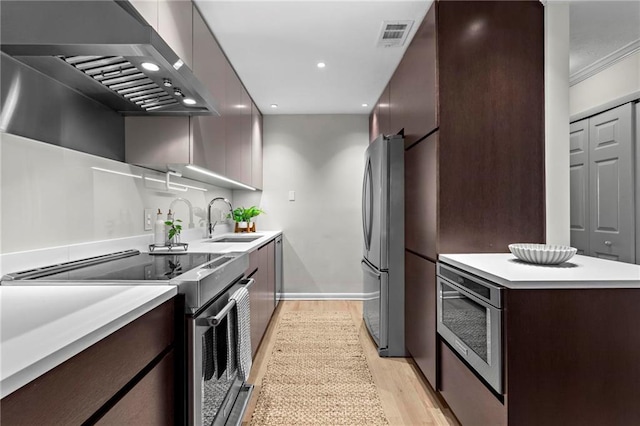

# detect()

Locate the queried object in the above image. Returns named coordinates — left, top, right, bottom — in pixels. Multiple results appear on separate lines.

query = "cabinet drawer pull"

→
left=604, top=241, right=612, bottom=247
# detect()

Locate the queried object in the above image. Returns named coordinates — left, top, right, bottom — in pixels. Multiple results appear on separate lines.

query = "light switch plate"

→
left=288, top=190, right=295, bottom=201
left=144, top=208, right=153, bottom=231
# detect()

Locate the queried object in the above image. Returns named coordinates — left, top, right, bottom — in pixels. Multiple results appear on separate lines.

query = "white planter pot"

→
left=238, top=221, right=248, bottom=228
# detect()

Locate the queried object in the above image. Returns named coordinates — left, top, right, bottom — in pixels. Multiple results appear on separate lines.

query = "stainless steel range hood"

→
left=0, top=1, right=219, bottom=116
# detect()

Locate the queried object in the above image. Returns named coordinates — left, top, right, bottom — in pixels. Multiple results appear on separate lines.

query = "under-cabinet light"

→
left=270, top=104, right=278, bottom=108
left=91, top=167, right=142, bottom=179
left=185, top=165, right=257, bottom=191
left=183, top=98, right=197, bottom=105
left=362, top=103, right=368, bottom=107
left=144, top=177, right=207, bottom=192
left=317, top=62, right=326, bottom=68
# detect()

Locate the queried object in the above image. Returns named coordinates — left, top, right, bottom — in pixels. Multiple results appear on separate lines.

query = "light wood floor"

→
left=242, top=301, right=460, bottom=426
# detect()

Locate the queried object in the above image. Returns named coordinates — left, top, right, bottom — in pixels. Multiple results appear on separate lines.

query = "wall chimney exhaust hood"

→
left=1, top=1, right=219, bottom=116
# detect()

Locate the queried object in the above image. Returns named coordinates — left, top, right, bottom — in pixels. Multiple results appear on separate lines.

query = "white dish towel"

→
left=229, top=286, right=252, bottom=381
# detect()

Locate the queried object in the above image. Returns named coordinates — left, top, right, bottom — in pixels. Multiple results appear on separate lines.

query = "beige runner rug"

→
left=250, top=311, right=389, bottom=425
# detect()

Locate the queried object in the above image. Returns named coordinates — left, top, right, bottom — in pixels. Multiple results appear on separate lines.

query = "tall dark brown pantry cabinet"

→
left=375, top=0, right=546, bottom=423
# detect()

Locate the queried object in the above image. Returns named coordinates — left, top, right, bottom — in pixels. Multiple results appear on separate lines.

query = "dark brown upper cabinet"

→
left=389, top=0, right=545, bottom=256
left=389, top=6, right=437, bottom=147
left=369, top=83, right=391, bottom=143
left=436, top=0, right=545, bottom=253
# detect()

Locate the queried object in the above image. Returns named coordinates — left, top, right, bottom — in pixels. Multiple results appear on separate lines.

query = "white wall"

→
left=570, top=51, right=640, bottom=117
left=544, top=2, right=571, bottom=245
left=234, top=115, right=369, bottom=297
left=0, top=132, right=232, bottom=256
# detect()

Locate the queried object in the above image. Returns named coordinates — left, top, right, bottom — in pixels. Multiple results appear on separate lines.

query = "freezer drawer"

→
left=362, top=260, right=388, bottom=351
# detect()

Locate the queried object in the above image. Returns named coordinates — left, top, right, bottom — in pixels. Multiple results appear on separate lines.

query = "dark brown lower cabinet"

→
left=404, top=251, right=437, bottom=388
left=504, top=288, right=640, bottom=426
left=0, top=299, right=175, bottom=425
left=439, top=341, right=507, bottom=426
left=96, top=350, right=175, bottom=425
left=248, top=239, right=277, bottom=357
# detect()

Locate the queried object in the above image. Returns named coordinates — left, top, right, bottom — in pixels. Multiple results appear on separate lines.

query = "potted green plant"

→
left=244, top=206, right=265, bottom=232
left=227, top=206, right=265, bottom=232
left=164, top=218, right=183, bottom=244
left=229, top=207, right=248, bottom=230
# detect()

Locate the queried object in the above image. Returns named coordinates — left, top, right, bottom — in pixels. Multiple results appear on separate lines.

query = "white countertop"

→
left=0, top=230, right=281, bottom=398
left=0, top=285, right=176, bottom=398
left=186, top=230, right=282, bottom=254
left=439, top=253, right=640, bottom=289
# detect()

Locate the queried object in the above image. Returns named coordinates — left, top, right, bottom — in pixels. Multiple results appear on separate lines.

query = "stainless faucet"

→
left=207, top=197, right=233, bottom=237
left=169, top=197, right=195, bottom=228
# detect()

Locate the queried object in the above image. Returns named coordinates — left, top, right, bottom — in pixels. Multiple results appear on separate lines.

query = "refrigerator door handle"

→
left=362, top=159, right=373, bottom=251
left=361, top=260, right=381, bottom=277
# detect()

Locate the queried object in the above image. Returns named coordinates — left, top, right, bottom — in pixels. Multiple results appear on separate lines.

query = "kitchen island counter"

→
left=439, top=253, right=640, bottom=289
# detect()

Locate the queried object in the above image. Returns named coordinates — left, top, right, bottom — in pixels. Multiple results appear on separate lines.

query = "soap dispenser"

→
left=154, top=209, right=165, bottom=247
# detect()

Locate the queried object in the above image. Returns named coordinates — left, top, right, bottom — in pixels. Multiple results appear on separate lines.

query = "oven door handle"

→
left=197, top=278, right=255, bottom=327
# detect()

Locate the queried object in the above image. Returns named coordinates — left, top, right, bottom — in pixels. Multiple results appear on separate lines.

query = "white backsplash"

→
left=0, top=132, right=234, bottom=275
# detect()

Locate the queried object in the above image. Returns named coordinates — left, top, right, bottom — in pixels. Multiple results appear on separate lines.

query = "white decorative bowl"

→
left=508, top=243, right=577, bottom=265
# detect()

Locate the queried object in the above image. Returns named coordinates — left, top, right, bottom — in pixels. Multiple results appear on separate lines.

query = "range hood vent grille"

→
left=1, top=0, right=219, bottom=115
left=378, top=20, right=414, bottom=47
left=59, top=55, right=179, bottom=111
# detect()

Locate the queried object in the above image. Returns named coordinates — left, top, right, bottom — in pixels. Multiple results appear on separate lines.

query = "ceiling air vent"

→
left=377, top=20, right=414, bottom=48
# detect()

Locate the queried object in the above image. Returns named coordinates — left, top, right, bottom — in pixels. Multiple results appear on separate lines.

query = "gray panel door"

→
left=570, top=118, right=590, bottom=255
left=589, top=102, right=635, bottom=263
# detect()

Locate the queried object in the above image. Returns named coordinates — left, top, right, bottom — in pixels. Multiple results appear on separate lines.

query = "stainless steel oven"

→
left=188, top=277, right=254, bottom=426
left=437, top=262, right=503, bottom=394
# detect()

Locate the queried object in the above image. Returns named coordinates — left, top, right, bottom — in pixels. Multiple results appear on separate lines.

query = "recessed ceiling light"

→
left=362, top=103, right=369, bottom=107
left=235, top=104, right=247, bottom=109
left=141, top=62, right=160, bottom=72
left=317, top=62, right=326, bottom=68
left=270, top=104, right=278, bottom=108
left=183, top=98, right=196, bottom=105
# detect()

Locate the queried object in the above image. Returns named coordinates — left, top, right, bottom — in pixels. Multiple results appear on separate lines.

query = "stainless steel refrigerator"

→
left=361, top=134, right=405, bottom=357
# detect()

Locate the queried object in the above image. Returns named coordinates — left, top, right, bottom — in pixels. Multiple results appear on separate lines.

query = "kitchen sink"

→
left=207, top=235, right=263, bottom=243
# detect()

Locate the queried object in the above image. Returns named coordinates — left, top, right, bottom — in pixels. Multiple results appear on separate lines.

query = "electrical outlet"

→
left=144, top=208, right=153, bottom=231
left=288, top=190, right=295, bottom=201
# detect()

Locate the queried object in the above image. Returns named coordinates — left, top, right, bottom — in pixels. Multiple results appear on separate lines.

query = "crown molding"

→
left=570, top=39, right=640, bottom=86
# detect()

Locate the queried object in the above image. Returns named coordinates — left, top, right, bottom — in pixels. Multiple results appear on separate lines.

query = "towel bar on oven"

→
left=200, top=278, right=255, bottom=327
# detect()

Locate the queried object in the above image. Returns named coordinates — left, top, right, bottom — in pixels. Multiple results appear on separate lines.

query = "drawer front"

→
left=247, top=250, right=259, bottom=277
left=1, top=299, right=175, bottom=425
left=439, top=340, right=506, bottom=426
left=96, top=350, right=175, bottom=426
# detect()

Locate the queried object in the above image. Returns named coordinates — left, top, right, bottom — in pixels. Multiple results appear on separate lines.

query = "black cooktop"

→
left=33, top=252, right=220, bottom=281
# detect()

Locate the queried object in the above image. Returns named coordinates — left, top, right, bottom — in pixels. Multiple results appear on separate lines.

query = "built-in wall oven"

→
left=437, top=262, right=503, bottom=394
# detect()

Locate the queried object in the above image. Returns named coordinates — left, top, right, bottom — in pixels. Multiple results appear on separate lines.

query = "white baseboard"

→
left=279, top=292, right=366, bottom=301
